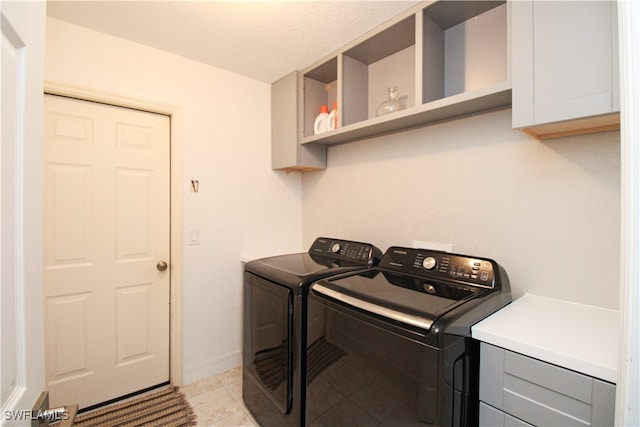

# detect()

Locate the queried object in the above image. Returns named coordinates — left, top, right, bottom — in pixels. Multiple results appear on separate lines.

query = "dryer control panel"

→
left=310, top=237, right=382, bottom=265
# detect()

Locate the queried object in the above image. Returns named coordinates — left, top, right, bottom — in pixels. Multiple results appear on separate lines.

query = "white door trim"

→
left=43, top=80, right=184, bottom=387
left=617, top=1, right=640, bottom=425
left=2, top=1, right=47, bottom=416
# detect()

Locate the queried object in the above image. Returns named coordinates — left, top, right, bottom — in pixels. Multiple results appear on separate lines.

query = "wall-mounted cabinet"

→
left=512, top=0, right=620, bottom=139
left=273, top=0, right=511, bottom=169
left=299, top=0, right=511, bottom=148
left=272, top=0, right=620, bottom=170
left=272, top=71, right=326, bottom=171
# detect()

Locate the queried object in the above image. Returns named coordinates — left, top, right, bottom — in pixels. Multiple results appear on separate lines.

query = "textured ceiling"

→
left=46, top=1, right=422, bottom=83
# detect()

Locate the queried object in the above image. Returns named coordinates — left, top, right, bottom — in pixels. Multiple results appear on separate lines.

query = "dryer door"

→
left=245, top=274, right=293, bottom=414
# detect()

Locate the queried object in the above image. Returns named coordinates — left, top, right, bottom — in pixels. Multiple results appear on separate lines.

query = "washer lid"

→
left=245, top=252, right=374, bottom=288
left=311, top=270, right=482, bottom=331
left=249, top=252, right=340, bottom=276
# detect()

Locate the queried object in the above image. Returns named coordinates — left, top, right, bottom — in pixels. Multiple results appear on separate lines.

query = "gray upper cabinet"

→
left=271, top=71, right=326, bottom=171
left=292, top=0, right=512, bottom=148
left=512, top=0, right=620, bottom=139
left=272, top=0, right=620, bottom=169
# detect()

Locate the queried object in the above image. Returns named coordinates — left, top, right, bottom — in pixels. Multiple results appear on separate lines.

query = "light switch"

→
left=189, top=229, right=200, bottom=245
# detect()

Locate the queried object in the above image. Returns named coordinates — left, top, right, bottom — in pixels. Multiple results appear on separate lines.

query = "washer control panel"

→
left=310, top=237, right=382, bottom=265
left=381, top=246, right=496, bottom=288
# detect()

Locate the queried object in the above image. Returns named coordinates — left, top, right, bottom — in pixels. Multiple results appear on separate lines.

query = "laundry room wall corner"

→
left=44, top=17, right=302, bottom=387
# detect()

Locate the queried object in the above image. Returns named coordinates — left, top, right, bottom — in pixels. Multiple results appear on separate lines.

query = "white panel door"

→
left=43, top=95, right=170, bottom=409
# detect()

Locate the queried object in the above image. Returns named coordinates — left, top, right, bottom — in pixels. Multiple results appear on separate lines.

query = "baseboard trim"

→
left=183, top=352, right=242, bottom=385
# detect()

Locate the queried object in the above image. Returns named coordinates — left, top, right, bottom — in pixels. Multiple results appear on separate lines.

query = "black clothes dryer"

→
left=242, top=237, right=382, bottom=427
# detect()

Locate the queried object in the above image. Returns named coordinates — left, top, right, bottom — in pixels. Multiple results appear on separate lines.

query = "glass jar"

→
left=376, top=86, right=401, bottom=117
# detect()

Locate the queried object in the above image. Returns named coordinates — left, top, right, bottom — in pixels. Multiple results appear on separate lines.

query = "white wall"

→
left=302, top=109, right=621, bottom=309
left=44, top=17, right=303, bottom=384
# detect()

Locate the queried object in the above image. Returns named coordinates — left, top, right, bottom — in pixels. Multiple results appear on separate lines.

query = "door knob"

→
left=156, top=260, right=168, bottom=271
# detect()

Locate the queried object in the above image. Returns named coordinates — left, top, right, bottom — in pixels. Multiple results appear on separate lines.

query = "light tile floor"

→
left=182, top=367, right=259, bottom=427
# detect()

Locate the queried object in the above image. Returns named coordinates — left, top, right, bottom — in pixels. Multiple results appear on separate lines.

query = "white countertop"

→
left=472, top=293, right=619, bottom=383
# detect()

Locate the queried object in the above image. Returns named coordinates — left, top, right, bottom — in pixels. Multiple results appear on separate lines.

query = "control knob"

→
left=422, top=256, right=437, bottom=270
left=331, top=243, right=341, bottom=253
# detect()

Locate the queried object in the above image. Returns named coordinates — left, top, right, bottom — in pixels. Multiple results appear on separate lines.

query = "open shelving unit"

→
left=301, top=0, right=511, bottom=147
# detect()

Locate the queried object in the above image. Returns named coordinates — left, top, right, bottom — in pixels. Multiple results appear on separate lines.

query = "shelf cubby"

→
left=342, top=14, right=416, bottom=126
left=302, top=57, right=338, bottom=139
left=422, top=1, right=508, bottom=103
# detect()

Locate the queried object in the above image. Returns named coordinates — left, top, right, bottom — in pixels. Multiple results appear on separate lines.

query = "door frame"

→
left=43, top=80, right=184, bottom=386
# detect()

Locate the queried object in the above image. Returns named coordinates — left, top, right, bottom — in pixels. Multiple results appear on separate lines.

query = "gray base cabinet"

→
left=479, top=343, right=615, bottom=427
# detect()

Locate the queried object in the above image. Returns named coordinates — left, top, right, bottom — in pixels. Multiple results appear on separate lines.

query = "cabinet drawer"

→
left=480, top=343, right=615, bottom=427
left=480, top=402, right=533, bottom=427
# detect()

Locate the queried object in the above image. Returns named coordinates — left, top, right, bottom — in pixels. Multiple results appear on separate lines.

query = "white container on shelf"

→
left=313, top=104, right=329, bottom=135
